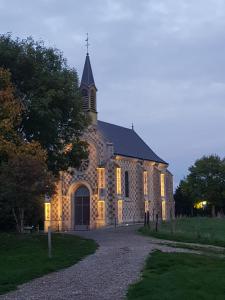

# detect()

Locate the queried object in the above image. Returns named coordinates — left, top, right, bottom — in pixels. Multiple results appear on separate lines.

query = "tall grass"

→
left=140, top=217, right=225, bottom=247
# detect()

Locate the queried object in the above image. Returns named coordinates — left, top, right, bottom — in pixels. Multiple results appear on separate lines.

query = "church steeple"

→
left=80, top=37, right=97, bottom=125
left=81, top=54, right=95, bottom=87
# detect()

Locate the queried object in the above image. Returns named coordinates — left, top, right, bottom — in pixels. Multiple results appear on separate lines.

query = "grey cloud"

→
left=0, top=0, right=225, bottom=188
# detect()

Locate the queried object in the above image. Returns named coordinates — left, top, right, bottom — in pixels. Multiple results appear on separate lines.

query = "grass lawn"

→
left=127, top=251, right=225, bottom=300
left=0, top=232, right=97, bottom=294
left=140, top=217, right=225, bottom=247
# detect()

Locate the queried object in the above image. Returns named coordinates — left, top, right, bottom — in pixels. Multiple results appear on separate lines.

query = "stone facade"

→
left=44, top=53, right=174, bottom=232
left=47, top=125, right=174, bottom=231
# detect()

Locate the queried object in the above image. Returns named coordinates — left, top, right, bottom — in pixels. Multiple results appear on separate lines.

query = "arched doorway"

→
left=74, top=185, right=90, bottom=229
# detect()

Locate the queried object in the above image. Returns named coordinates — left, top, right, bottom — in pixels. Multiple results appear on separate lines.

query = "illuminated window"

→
left=143, top=171, right=148, bottom=195
left=161, top=173, right=165, bottom=197
left=116, top=167, right=121, bottom=194
left=125, top=171, right=129, bottom=197
left=45, top=203, right=51, bottom=221
left=118, top=200, right=123, bottom=223
left=97, top=201, right=105, bottom=221
left=145, top=200, right=149, bottom=212
left=162, top=200, right=166, bottom=220
left=97, top=168, right=105, bottom=188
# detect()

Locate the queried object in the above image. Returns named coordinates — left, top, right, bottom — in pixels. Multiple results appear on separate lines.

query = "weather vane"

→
left=85, top=33, right=90, bottom=54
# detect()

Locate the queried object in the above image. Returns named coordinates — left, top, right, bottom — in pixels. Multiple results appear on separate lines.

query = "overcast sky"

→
left=0, top=0, right=225, bottom=187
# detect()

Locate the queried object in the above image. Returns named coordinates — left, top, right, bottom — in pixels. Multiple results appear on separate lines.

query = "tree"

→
left=0, top=34, right=88, bottom=175
left=0, top=68, right=22, bottom=162
left=174, top=180, right=194, bottom=216
left=188, top=155, right=225, bottom=216
left=0, top=68, right=54, bottom=232
left=175, top=155, right=225, bottom=217
left=0, top=144, right=54, bottom=232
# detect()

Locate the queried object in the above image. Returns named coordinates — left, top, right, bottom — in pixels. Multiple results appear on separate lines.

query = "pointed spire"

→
left=80, top=35, right=98, bottom=125
left=81, top=54, right=96, bottom=87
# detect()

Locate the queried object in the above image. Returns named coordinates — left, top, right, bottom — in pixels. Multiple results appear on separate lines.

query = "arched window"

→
left=90, top=89, right=96, bottom=111
left=74, top=185, right=90, bottom=226
left=82, top=89, right=89, bottom=110
left=116, top=167, right=122, bottom=194
left=82, top=89, right=88, bottom=97
left=125, top=171, right=129, bottom=198
left=75, top=185, right=89, bottom=197
left=143, top=171, right=148, bottom=195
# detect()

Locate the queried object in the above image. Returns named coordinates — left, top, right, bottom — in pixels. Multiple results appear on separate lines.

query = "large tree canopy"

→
left=175, top=155, right=225, bottom=216
left=0, top=34, right=88, bottom=175
left=0, top=68, right=54, bottom=232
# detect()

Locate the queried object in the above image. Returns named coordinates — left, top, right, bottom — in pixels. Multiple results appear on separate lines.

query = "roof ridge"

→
left=131, top=130, right=166, bottom=163
left=98, top=119, right=168, bottom=165
left=98, top=120, right=133, bottom=131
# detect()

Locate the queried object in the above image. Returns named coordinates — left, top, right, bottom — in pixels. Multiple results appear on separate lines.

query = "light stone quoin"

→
left=45, top=52, right=175, bottom=231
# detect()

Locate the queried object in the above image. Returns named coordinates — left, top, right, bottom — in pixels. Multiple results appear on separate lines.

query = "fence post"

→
left=147, top=211, right=150, bottom=228
left=114, top=217, right=117, bottom=229
left=48, top=226, right=52, bottom=259
left=155, top=213, right=158, bottom=232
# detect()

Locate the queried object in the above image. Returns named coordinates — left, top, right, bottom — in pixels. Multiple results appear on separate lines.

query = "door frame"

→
left=74, top=186, right=90, bottom=229
left=67, top=181, right=92, bottom=230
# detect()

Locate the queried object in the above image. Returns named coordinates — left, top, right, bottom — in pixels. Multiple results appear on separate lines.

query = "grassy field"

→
left=127, top=251, right=225, bottom=300
left=0, top=233, right=97, bottom=294
left=140, top=217, right=225, bottom=247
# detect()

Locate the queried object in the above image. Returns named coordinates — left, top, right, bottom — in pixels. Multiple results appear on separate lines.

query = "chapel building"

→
left=45, top=52, right=174, bottom=231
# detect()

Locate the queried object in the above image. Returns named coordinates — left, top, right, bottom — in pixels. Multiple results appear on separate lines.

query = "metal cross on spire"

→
left=85, top=33, right=90, bottom=54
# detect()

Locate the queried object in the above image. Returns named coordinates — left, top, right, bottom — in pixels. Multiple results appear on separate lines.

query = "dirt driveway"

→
left=1, top=225, right=189, bottom=300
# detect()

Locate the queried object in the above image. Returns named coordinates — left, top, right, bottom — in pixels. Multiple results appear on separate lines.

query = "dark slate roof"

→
left=98, top=120, right=167, bottom=164
left=81, top=54, right=95, bottom=87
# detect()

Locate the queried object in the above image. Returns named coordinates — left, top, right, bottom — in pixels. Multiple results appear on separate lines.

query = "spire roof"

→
left=81, top=54, right=96, bottom=87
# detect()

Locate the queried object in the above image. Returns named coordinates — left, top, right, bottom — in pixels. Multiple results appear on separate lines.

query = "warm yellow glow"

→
left=143, top=171, right=148, bottom=195
left=161, top=173, right=165, bottom=197
left=116, top=167, right=122, bottom=194
left=118, top=200, right=123, bottom=223
left=45, top=203, right=51, bottom=221
left=64, top=143, right=72, bottom=153
left=97, top=200, right=105, bottom=221
left=145, top=200, right=149, bottom=212
left=97, top=168, right=105, bottom=188
left=162, top=200, right=166, bottom=220
left=194, top=201, right=207, bottom=209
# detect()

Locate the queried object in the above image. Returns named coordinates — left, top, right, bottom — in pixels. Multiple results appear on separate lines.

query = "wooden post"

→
left=144, top=212, right=147, bottom=226
left=48, top=226, right=52, bottom=259
left=155, top=213, right=158, bottom=232
left=147, top=211, right=150, bottom=228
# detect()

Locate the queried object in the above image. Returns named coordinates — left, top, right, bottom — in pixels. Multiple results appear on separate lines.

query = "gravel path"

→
left=1, top=225, right=192, bottom=300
